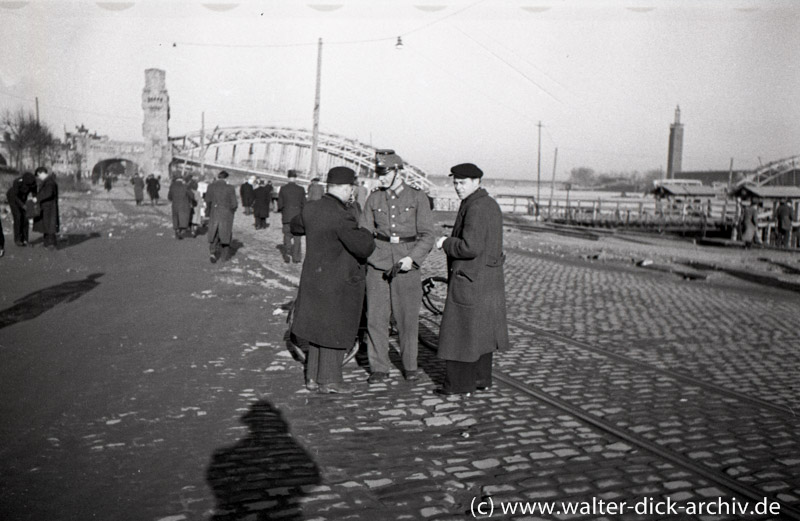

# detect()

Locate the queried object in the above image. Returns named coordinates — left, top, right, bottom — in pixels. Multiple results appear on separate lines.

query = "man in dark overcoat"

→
left=278, top=170, right=306, bottom=263
left=240, top=177, right=255, bottom=216
left=146, top=174, right=160, bottom=205
left=168, top=175, right=195, bottom=239
left=32, top=166, right=60, bottom=250
left=774, top=199, right=795, bottom=248
left=434, top=163, right=509, bottom=395
left=290, top=166, right=375, bottom=394
left=307, top=177, right=324, bottom=201
left=252, top=179, right=272, bottom=229
left=5, top=171, right=37, bottom=246
left=130, top=172, right=145, bottom=205
left=204, top=171, right=238, bottom=263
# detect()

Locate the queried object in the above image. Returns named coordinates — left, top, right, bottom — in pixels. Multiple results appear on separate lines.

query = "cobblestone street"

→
left=1, top=183, right=798, bottom=521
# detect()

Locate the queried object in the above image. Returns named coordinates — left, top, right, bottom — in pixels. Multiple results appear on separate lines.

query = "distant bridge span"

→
left=170, top=126, right=431, bottom=189
left=734, top=154, right=800, bottom=189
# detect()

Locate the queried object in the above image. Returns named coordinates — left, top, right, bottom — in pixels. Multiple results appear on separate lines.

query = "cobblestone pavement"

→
left=1, top=183, right=798, bottom=521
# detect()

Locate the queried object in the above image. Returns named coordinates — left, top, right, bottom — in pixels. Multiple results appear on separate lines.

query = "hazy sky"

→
left=1, top=0, right=798, bottom=180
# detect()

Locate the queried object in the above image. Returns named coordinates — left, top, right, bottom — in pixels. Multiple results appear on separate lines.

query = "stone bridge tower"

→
left=142, top=69, right=171, bottom=178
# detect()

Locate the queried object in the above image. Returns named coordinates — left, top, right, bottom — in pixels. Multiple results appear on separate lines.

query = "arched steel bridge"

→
left=170, top=126, right=431, bottom=190
left=734, top=154, right=800, bottom=188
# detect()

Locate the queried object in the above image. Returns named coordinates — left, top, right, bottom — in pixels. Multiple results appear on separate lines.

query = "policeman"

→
left=359, top=152, right=434, bottom=383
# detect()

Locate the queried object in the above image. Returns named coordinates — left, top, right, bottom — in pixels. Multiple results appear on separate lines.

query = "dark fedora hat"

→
left=327, top=166, right=357, bottom=185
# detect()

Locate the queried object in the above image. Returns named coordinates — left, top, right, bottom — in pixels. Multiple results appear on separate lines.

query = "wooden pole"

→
left=549, top=147, right=557, bottom=220
left=536, top=121, right=542, bottom=216
left=309, top=38, right=323, bottom=179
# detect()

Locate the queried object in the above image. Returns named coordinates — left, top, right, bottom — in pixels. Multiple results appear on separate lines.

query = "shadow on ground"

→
left=0, top=273, right=104, bottom=329
left=206, top=400, right=321, bottom=521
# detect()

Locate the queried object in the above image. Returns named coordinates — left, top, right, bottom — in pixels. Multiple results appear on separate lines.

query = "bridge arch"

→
left=734, top=154, right=800, bottom=189
left=170, top=126, right=431, bottom=190
left=90, top=158, right=141, bottom=184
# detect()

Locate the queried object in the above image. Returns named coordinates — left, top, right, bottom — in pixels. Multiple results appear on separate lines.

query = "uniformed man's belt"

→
left=375, top=233, right=416, bottom=244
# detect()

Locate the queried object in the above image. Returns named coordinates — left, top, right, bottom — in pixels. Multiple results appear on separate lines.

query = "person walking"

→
left=103, top=173, right=113, bottom=192
left=5, top=171, right=37, bottom=247
left=131, top=172, right=145, bottom=205
left=433, top=163, right=509, bottom=396
left=289, top=167, right=376, bottom=393
left=741, top=200, right=762, bottom=248
left=359, top=151, right=434, bottom=383
left=32, top=166, right=60, bottom=250
left=240, top=177, right=255, bottom=216
left=774, top=199, right=795, bottom=248
left=146, top=174, right=160, bottom=205
left=307, top=177, right=324, bottom=201
left=252, top=179, right=272, bottom=230
left=168, top=175, right=195, bottom=239
left=204, top=171, right=238, bottom=263
left=278, top=170, right=306, bottom=263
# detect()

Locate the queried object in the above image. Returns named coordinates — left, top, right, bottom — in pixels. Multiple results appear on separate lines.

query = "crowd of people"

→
left=2, top=166, right=60, bottom=255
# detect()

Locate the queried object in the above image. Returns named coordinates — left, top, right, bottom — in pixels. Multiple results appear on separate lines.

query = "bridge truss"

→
left=170, top=126, right=431, bottom=190
left=734, top=154, right=800, bottom=189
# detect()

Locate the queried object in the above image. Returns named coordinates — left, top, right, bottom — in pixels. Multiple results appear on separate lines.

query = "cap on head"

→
left=287, top=169, right=298, bottom=178
left=327, top=166, right=357, bottom=185
left=218, top=170, right=229, bottom=179
left=35, top=166, right=48, bottom=176
left=375, top=152, right=403, bottom=175
left=449, top=163, right=483, bottom=179
left=311, top=177, right=320, bottom=182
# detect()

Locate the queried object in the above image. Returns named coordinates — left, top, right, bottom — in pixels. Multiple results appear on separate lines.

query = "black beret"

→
left=449, top=163, right=483, bottom=179
left=327, top=166, right=356, bottom=185
left=287, top=169, right=298, bottom=178
left=217, top=170, right=229, bottom=179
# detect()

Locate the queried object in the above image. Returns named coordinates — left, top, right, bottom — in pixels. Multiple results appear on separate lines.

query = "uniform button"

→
left=391, top=224, right=396, bottom=227
left=391, top=215, right=395, bottom=218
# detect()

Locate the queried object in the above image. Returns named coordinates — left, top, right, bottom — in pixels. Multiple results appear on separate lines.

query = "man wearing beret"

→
left=434, top=163, right=509, bottom=395
left=290, top=167, right=376, bottom=393
left=278, top=169, right=306, bottom=263
left=204, top=170, right=238, bottom=263
left=359, top=152, right=435, bottom=384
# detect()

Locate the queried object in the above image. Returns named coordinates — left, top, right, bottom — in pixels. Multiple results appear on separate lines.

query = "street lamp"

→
left=395, top=36, right=404, bottom=50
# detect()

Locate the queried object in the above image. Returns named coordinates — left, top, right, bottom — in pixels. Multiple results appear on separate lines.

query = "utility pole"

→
left=549, top=147, right=558, bottom=217
left=35, top=97, right=40, bottom=124
left=200, top=111, right=205, bottom=180
left=536, top=121, right=542, bottom=215
left=309, top=38, right=323, bottom=179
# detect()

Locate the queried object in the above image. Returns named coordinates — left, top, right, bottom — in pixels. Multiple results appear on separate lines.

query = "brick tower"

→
left=666, top=105, right=683, bottom=179
left=142, top=69, right=171, bottom=178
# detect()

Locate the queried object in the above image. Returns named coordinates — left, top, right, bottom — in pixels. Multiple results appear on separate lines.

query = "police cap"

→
left=375, top=152, right=403, bottom=175
left=449, top=163, right=483, bottom=179
left=218, top=170, right=229, bottom=179
left=327, top=166, right=357, bottom=185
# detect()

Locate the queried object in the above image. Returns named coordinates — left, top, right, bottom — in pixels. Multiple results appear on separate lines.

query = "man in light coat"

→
left=204, top=171, right=238, bottom=263
left=434, top=163, right=509, bottom=395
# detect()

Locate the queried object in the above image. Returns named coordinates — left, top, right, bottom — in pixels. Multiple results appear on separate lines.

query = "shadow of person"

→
left=229, top=239, right=244, bottom=259
left=207, top=400, right=321, bottom=521
left=0, top=273, right=104, bottom=330
left=60, top=232, right=102, bottom=249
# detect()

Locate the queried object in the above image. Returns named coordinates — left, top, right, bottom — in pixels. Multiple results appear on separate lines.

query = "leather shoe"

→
left=367, top=372, right=389, bottom=384
left=433, top=388, right=471, bottom=397
left=318, top=382, right=355, bottom=394
left=476, top=383, right=492, bottom=391
left=305, top=379, right=319, bottom=391
left=209, top=254, right=217, bottom=264
left=404, top=370, right=419, bottom=381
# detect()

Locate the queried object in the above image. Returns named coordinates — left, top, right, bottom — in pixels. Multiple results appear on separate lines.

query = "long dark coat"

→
left=437, top=188, right=509, bottom=362
left=33, top=174, right=60, bottom=235
left=252, top=185, right=272, bottom=218
left=240, top=182, right=255, bottom=208
left=278, top=182, right=306, bottom=224
left=290, top=194, right=376, bottom=349
left=131, top=175, right=145, bottom=201
left=205, top=179, right=238, bottom=244
left=146, top=176, right=160, bottom=199
left=168, top=178, right=195, bottom=229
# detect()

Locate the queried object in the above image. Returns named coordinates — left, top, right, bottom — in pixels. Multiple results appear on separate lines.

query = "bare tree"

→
left=1, top=107, right=56, bottom=171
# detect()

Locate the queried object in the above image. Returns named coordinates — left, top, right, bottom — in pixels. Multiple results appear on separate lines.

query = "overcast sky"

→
left=1, top=0, right=798, bottom=180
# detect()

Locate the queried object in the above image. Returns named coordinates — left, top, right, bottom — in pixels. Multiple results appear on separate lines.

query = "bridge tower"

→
left=666, top=105, right=684, bottom=179
left=142, top=69, right=171, bottom=178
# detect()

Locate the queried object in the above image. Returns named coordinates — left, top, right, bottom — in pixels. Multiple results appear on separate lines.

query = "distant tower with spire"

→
left=666, top=105, right=683, bottom=179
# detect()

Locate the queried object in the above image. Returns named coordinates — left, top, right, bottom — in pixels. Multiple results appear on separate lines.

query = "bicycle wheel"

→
left=284, top=299, right=360, bottom=367
left=418, top=276, right=447, bottom=350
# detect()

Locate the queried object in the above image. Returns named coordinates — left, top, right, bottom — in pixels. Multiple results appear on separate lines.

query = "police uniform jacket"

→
left=437, top=188, right=509, bottom=362
left=290, top=194, right=376, bottom=349
left=278, top=182, right=306, bottom=224
left=33, top=174, right=60, bottom=235
left=253, top=185, right=272, bottom=218
left=168, top=178, right=195, bottom=228
left=240, top=182, right=255, bottom=207
left=205, top=179, right=238, bottom=244
left=359, top=182, right=435, bottom=271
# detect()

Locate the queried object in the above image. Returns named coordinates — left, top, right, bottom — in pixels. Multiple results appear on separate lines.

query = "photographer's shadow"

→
left=206, top=400, right=321, bottom=521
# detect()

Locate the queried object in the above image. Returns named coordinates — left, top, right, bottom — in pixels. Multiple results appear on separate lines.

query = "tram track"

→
left=418, top=283, right=800, bottom=520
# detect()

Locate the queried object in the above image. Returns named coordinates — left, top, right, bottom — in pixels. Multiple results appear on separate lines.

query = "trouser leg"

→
left=282, top=223, right=292, bottom=259
left=317, top=347, right=344, bottom=384
left=444, top=359, right=477, bottom=393
left=390, top=269, right=422, bottom=372
left=291, top=235, right=301, bottom=261
left=0, top=213, right=4, bottom=249
left=44, top=233, right=57, bottom=248
left=475, top=352, right=494, bottom=388
left=306, top=343, right=319, bottom=382
left=209, top=230, right=220, bottom=255
left=9, top=205, right=24, bottom=244
left=365, top=266, right=392, bottom=374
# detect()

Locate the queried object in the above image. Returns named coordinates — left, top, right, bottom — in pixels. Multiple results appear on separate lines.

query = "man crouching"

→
left=290, top=167, right=376, bottom=393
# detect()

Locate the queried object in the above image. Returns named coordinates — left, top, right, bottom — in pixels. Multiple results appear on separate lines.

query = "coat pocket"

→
left=450, top=269, right=477, bottom=306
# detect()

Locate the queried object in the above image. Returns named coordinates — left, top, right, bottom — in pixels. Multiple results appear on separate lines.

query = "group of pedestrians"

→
left=2, top=166, right=60, bottom=254
left=738, top=198, right=797, bottom=249
left=239, top=176, right=274, bottom=230
left=287, top=153, right=509, bottom=396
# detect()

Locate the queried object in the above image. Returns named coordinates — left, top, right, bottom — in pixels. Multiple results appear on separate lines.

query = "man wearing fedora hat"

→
left=307, top=177, right=324, bottom=201
left=278, top=169, right=306, bottom=263
left=205, top=170, right=238, bottom=263
left=433, top=163, right=509, bottom=395
left=290, top=166, right=376, bottom=393
left=359, top=151, right=434, bottom=384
